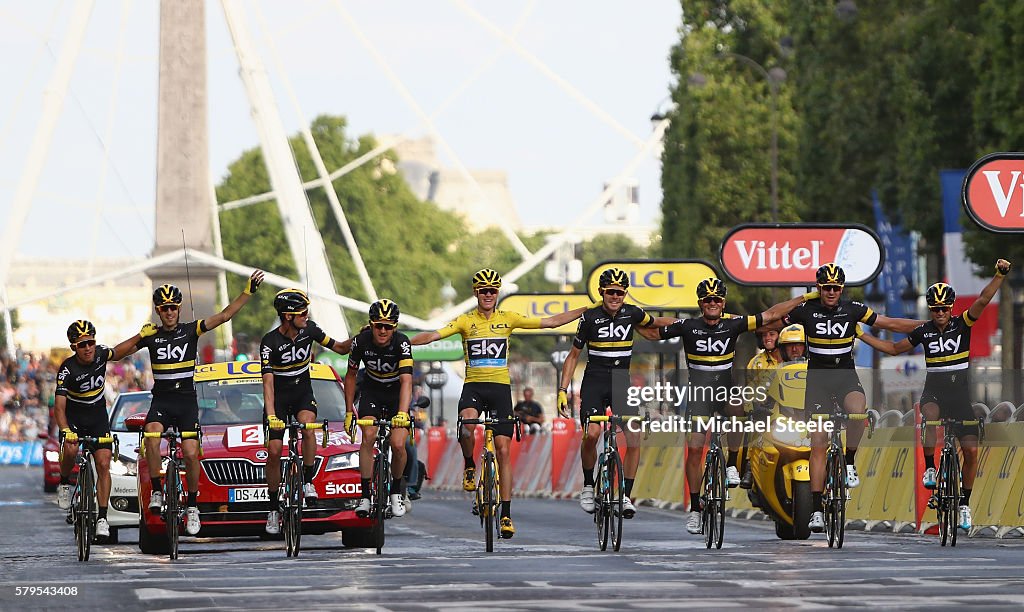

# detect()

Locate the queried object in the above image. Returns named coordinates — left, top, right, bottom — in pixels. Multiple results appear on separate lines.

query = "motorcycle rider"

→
left=739, top=321, right=783, bottom=489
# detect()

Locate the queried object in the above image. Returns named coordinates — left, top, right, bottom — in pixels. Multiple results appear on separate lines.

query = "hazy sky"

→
left=0, top=1, right=681, bottom=261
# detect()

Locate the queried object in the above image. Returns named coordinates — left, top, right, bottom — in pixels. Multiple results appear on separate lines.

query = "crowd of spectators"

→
left=0, top=347, right=152, bottom=442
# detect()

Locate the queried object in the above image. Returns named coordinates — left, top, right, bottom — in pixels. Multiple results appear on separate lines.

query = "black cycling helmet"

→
left=696, top=278, right=727, bottom=300
left=153, top=284, right=183, bottom=306
left=274, top=288, right=310, bottom=315
left=816, top=263, right=846, bottom=286
left=369, top=299, right=400, bottom=323
left=926, top=282, right=955, bottom=308
left=472, top=268, right=502, bottom=289
left=67, top=319, right=96, bottom=343
left=598, top=267, right=630, bottom=289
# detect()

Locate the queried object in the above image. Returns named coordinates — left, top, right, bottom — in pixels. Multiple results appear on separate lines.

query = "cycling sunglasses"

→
left=601, top=288, right=626, bottom=297
left=820, top=285, right=844, bottom=293
left=929, top=306, right=950, bottom=313
left=72, top=339, right=96, bottom=350
left=701, top=297, right=724, bottom=304
left=372, top=322, right=397, bottom=330
left=477, top=288, right=499, bottom=295
left=157, top=304, right=180, bottom=313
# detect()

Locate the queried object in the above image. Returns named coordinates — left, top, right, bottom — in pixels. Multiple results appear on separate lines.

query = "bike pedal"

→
left=471, top=503, right=479, bottom=516
left=65, top=514, right=73, bottom=526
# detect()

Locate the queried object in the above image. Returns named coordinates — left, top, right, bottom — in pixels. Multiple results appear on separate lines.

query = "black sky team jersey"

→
left=55, top=346, right=115, bottom=406
left=787, top=299, right=877, bottom=369
left=347, top=328, right=414, bottom=388
left=259, top=320, right=335, bottom=391
left=573, top=304, right=654, bottom=370
left=658, top=313, right=762, bottom=372
left=137, top=320, right=207, bottom=395
left=908, top=312, right=975, bottom=372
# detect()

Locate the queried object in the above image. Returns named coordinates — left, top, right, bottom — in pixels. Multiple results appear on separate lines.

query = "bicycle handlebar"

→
left=143, top=430, right=199, bottom=439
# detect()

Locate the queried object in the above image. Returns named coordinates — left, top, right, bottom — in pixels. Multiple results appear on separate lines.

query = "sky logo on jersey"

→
left=928, top=336, right=961, bottom=354
left=696, top=338, right=730, bottom=354
left=467, top=338, right=508, bottom=367
left=157, top=344, right=187, bottom=361
left=815, top=321, right=849, bottom=336
left=596, top=323, right=631, bottom=340
left=281, top=345, right=311, bottom=364
left=365, top=359, right=397, bottom=374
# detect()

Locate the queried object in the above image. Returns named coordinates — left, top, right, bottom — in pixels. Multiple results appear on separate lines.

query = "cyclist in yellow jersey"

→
left=410, top=268, right=587, bottom=538
left=738, top=321, right=783, bottom=489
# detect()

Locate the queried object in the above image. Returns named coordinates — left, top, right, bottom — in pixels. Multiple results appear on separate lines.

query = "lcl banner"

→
left=586, top=260, right=718, bottom=310
left=720, top=223, right=884, bottom=286
left=497, top=294, right=593, bottom=335
left=962, top=152, right=1024, bottom=232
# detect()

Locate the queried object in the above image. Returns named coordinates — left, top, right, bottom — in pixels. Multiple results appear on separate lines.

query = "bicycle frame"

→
left=691, top=414, right=729, bottom=550
left=817, top=407, right=873, bottom=549
left=356, top=416, right=410, bottom=555
left=923, top=418, right=983, bottom=547
left=586, top=414, right=634, bottom=552
left=271, top=417, right=328, bottom=558
left=142, top=428, right=200, bottom=560
left=458, top=412, right=520, bottom=553
left=61, top=433, right=116, bottom=562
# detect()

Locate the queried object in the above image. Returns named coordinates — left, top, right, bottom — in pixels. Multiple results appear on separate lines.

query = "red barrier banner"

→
left=426, top=427, right=447, bottom=481
left=550, top=418, right=576, bottom=489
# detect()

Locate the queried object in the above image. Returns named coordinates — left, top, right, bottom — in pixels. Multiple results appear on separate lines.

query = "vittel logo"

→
left=732, top=240, right=824, bottom=270
left=963, top=153, right=1024, bottom=232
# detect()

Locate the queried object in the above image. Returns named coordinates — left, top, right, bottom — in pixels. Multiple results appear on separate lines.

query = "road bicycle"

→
left=61, top=433, right=116, bottom=561
left=817, top=406, right=873, bottom=549
left=142, top=427, right=201, bottom=560
left=924, top=417, right=983, bottom=547
left=458, top=412, right=520, bottom=553
left=270, top=417, right=327, bottom=557
left=585, top=414, right=642, bottom=552
left=691, top=414, right=734, bottom=550
left=355, top=415, right=410, bottom=555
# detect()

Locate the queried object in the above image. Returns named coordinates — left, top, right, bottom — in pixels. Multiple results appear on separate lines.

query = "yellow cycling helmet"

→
left=472, top=268, right=502, bottom=289
left=778, top=324, right=805, bottom=345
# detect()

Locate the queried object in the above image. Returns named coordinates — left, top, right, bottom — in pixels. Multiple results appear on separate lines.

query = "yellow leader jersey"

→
left=437, top=309, right=542, bottom=384
left=744, top=350, right=781, bottom=413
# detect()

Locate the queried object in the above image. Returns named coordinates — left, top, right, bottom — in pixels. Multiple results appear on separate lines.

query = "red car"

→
left=131, top=361, right=374, bottom=554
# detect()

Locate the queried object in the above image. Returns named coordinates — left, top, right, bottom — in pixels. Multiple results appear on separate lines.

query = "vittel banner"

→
left=962, top=152, right=1024, bottom=233
left=720, top=223, right=884, bottom=286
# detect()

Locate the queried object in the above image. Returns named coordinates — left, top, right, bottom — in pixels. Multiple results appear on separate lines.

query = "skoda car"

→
left=133, top=361, right=372, bottom=554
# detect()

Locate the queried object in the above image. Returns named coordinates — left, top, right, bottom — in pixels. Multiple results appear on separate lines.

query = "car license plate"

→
left=229, top=487, right=269, bottom=503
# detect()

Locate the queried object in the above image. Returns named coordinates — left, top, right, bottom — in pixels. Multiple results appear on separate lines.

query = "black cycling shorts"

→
left=920, top=372, right=979, bottom=438
left=357, top=384, right=401, bottom=420
left=804, top=367, right=865, bottom=415
left=684, top=370, right=731, bottom=419
left=267, top=384, right=318, bottom=441
left=578, top=368, right=638, bottom=429
left=67, top=402, right=113, bottom=451
left=459, top=382, right=514, bottom=438
left=145, top=393, right=200, bottom=433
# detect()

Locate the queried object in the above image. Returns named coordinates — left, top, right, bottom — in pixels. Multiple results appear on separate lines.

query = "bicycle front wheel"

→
left=285, top=460, right=303, bottom=557
left=76, top=461, right=94, bottom=562
left=595, top=453, right=609, bottom=551
left=483, top=452, right=496, bottom=553
left=949, top=450, right=962, bottom=547
left=372, top=454, right=389, bottom=555
left=702, top=450, right=717, bottom=550
left=165, top=465, right=180, bottom=560
left=824, top=448, right=845, bottom=549
left=610, top=450, right=624, bottom=552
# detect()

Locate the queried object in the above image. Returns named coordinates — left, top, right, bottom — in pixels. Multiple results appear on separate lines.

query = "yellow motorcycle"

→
left=745, top=359, right=814, bottom=540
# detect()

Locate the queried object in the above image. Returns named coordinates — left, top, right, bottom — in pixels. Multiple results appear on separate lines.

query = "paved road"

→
left=2, top=465, right=1024, bottom=610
